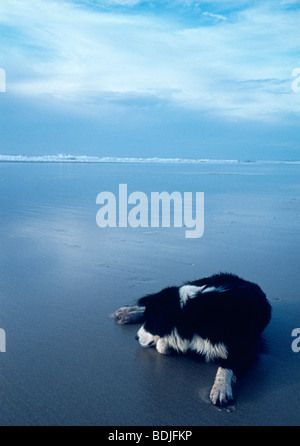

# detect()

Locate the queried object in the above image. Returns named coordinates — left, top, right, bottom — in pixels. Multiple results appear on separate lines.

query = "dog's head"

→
left=135, top=325, right=160, bottom=348
left=135, top=287, right=180, bottom=348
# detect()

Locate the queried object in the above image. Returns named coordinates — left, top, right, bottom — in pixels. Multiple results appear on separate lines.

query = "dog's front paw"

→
left=210, top=367, right=234, bottom=406
left=113, top=306, right=145, bottom=324
left=156, top=338, right=172, bottom=355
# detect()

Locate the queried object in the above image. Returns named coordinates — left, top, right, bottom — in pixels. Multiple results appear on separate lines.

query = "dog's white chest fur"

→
left=162, top=328, right=228, bottom=361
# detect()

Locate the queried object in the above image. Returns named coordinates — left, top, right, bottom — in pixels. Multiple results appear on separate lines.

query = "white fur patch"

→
left=210, top=367, right=235, bottom=405
left=201, top=286, right=216, bottom=293
left=202, top=285, right=229, bottom=294
left=190, top=336, right=228, bottom=361
left=179, top=284, right=229, bottom=308
left=161, top=328, right=191, bottom=353
left=161, top=328, right=228, bottom=361
left=179, top=285, right=206, bottom=308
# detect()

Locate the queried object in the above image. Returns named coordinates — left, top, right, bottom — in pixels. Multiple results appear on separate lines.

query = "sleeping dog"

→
left=114, top=273, right=271, bottom=406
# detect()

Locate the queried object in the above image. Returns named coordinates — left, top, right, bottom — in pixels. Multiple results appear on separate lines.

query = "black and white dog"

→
left=114, top=273, right=271, bottom=406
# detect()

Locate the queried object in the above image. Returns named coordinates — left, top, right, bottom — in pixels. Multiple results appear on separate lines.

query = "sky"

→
left=0, top=0, right=300, bottom=160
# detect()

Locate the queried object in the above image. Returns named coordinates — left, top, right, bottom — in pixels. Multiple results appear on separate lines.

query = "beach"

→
left=0, top=160, right=299, bottom=426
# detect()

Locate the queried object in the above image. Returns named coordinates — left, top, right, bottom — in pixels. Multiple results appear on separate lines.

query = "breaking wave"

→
left=0, top=154, right=299, bottom=165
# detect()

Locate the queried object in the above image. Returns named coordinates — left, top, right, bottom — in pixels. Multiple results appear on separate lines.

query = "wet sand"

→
left=0, top=162, right=299, bottom=426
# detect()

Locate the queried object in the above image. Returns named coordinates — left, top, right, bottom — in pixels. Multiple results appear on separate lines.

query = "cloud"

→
left=202, top=11, right=227, bottom=21
left=1, top=0, right=300, bottom=121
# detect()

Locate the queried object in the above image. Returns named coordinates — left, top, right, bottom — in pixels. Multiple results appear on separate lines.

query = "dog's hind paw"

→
left=113, top=306, right=145, bottom=324
left=209, top=367, right=235, bottom=406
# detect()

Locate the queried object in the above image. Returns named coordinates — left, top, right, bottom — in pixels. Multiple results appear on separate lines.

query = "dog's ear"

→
left=137, top=288, right=180, bottom=336
left=137, top=294, right=153, bottom=308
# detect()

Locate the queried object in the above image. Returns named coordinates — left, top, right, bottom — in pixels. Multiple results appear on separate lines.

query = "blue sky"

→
left=0, top=0, right=300, bottom=160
